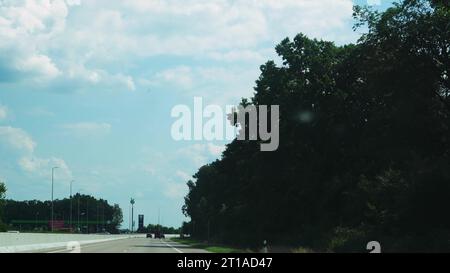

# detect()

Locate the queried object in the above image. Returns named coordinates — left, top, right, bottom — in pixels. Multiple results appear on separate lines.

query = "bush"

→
left=0, top=222, right=7, bottom=232
left=327, top=227, right=368, bottom=253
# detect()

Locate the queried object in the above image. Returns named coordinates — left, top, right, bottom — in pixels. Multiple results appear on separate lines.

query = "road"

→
left=26, top=237, right=209, bottom=253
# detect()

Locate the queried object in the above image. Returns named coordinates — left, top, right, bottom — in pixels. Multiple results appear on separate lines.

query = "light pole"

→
left=80, top=212, right=85, bottom=232
left=96, top=202, right=99, bottom=233
left=130, top=198, right=135, bottom=233
left=35, top=212, right=39, bottom=230
left=77, top=189, right=83, bottom=233
left=86, top=198, right=89, bottom=234
left=70, top=180, right=74, bottom=232
left=51, top=166, right=59, bottom=232
left=101, top=203, right=105, bottom=232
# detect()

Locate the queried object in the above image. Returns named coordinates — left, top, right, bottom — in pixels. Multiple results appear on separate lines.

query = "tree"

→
left=3, top=194, right=124, bottom=234
left=0, top=181, right=6, bottom=231
left=183, top=0, right=450, bottom=251
left=111, top=204, right=123, bottom=233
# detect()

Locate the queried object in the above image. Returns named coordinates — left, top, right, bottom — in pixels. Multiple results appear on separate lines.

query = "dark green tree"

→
left=3, top=194, right=123, bottom=234
left=183, top=0, right=450, bottom=252
left=0, top=181, right=6, bottom=231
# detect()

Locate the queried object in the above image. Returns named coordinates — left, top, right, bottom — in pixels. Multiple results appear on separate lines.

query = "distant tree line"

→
left=138, top=224, right=181, bottom=235
left=183, top=0, right=450, bottom=252
left=2, top=193, right=123, bottom=234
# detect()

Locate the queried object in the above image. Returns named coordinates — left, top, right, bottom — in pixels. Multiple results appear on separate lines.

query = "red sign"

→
left=49, top=221, right=65, bottom=230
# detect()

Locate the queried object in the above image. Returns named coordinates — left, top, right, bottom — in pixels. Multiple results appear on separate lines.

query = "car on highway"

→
left=154, top=231, right=165, bottom=239
left=146, top=233, right=153, bottom=238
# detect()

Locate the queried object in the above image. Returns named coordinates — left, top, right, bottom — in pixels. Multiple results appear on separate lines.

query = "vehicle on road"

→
left=154, top=231, right=165, bottom=239
left=146, top=233, right=153, bottom=238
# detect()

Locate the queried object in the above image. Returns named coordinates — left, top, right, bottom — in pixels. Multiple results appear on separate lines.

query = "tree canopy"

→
left=2, top=194, right=123, bottom=234
left=182, top=0, right=450, bottom=252
left=0, top=181, right=6, bottom=231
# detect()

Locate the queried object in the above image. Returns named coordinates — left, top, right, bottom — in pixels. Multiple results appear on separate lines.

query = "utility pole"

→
left=51, top=166, right=58, bottom=232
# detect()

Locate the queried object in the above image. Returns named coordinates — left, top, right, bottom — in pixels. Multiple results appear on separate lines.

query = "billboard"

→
left=49, top=220, right=65, bottom=230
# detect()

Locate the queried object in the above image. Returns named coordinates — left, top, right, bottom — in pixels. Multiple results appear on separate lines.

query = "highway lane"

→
left=27, top=237, right=210, bottom=253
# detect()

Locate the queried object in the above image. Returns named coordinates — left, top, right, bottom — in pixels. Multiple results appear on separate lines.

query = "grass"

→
left=171, top=237, right=319, bottom=253
left=291, top=247, right=315, bottom=253
left=171, top=237, right=248, bottom=253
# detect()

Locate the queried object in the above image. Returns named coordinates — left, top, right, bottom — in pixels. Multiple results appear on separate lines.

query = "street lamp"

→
left=130, top=198, right=135, bottom=233
left=51, top=166, right=59, bottom=232
left=70, top=180, right=74, bottom=231
left=77, top=189, right=83, bottom=233
left=86, top=198, right=89, bottom=234
left=35, top=212, right=40, bottom=230
left=80, top=212, right=85, bottom=233
left=96, top=202, right=99, bottom=233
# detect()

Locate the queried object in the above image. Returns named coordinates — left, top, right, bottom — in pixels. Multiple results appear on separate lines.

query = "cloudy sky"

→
left=0, top=0, right=392, bottom=228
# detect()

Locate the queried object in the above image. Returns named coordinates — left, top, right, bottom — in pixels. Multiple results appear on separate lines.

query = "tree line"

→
left=138, top=224, right=181, bottom=235
left=182, top=0, right=450, bottom=252
left=0, top=190, right=123, bottom=234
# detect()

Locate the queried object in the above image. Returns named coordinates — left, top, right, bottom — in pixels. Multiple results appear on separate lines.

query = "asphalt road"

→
left=27, top=237, right=209, bottom=253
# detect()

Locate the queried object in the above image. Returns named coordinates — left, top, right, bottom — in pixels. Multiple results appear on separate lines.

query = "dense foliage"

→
left=183, top=0, right=450, bottom=252
left=139, top=224, right=181, bottom=235
left=2, top=194, right=123, bottom=234
left=0, top=181, right=6, bottom=231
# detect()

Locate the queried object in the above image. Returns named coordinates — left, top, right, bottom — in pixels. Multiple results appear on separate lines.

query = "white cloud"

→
left=148, top=65, right=260, bottom=103
left=0, top=0, right=356, bottom=93
left=164, top=182, right=187, bottom=199
left=0, top=126, right=36, bottom=153
left=0, top=0, right=69, bottom=34
left=178, top=144, right=209, bottom=166
left=27, top=106, right=54, bottom=117
left=153, top=66, right=194, bottom=89
left=178, top=143, right=224, bottom=167
left=121, top=0, right=355, bottom=52
left=16, top=54, right=61, bottom=79
left=0, top=125, right=72, bottom=179
left=143, top=164, right=156, bottom=176
left=66, top=0, right=81, bottom=7
left=0, top=104, right=8, bottom=120
left=0, top=0, right=135, bottom=91
left=207, top=143, right=225, bottom=157
left=208, top=49, right=267, bottom=63
left=367, top=0, right=382, bottom=5
left=63, top=122, right=112, bottom=137
left=19, top=156, right=72, bottom=180
left=176, top=170, right=192, bottom=181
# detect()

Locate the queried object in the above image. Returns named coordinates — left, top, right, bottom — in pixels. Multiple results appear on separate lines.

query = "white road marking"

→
left=47, top=248, right=72, bottom=253
left=47, top=239, right=127, bottom=253
left=164, top=241, right=183, bottom=253
left=48, top=238, right=185, bottom=253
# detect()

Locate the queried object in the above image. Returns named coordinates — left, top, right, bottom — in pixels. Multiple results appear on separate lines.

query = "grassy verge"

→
left=171, top=237, right=249, bottom=253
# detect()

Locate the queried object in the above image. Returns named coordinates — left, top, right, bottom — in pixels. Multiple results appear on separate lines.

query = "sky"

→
left=0, top=0, right=394, bottom=229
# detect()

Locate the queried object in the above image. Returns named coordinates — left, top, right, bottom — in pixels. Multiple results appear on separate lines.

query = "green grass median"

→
left=171, top=238, right=248, bottom=253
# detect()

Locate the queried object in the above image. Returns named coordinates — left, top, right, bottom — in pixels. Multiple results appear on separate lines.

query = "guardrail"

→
left=0, top=233, right=145, bottom=253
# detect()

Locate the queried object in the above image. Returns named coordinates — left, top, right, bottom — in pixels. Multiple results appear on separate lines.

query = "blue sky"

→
left=0, top=0, right=394, bottom=228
